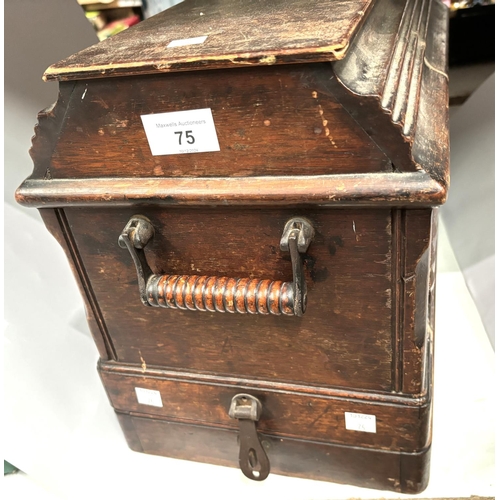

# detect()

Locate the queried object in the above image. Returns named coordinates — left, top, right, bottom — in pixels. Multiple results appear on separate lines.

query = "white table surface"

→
left=3, top=203, right=495, bottom=499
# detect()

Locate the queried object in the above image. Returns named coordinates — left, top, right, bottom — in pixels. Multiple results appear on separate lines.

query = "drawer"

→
left=100, top=363, right=431, bottom=452
left=62, top=206, right=432, bottom=394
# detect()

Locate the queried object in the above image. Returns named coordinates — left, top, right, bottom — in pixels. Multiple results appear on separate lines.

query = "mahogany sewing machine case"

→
left=16, top=0, right=449, bottom=493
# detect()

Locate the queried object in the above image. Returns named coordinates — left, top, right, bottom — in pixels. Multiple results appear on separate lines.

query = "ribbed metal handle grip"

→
left=147, top=275, right=294, bottom=315
left=119, top=215, right=314, bottom=317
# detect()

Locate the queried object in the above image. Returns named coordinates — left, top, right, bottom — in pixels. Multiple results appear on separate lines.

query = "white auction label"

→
left=135, top=387, right=163, bottom=407
left=167, top=35, right=208, bottom=48
left=141, top=108, right=220, bottom=156
left=345, top=412, right=376, bottom=433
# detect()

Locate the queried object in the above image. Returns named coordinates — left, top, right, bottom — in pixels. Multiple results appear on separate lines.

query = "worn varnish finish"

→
left=64, top=207, right=397, bottom=391
left=16, top=0, right=449, bottom=493
left=16, top=172, right=446, bottom=208
left=100, top=366, right=431, bottom=450
left=47, top=65, right=391, bottom=179
left=332, top=0, right=449, bottom=179
left=116, top=413, right=431, bottom=492
left=43, top=0, right=373, bottom=81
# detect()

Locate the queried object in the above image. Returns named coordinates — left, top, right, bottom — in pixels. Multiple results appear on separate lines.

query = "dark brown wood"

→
left=43, top=0, right=373, bottom=81
left=65, top=206, right=398, bottom=392
left=16, top=0, right=449, bottom=491
left=15, top=173, right=446, bottom=208
left=100, top=364, right=431, bottom=451
left=100, top=359, right=431, bottom=406
left=331, top=0, right=449, bottom=184
left=57, top=206, right=434, bottom=395
left=46, top=65, right=391, bottom=179
left=115, top=412, right=144, bottom=452
left=401, top=209, right=434, bottom=395
left=37, top=208, right=113, bottom=360
left=115, top=412, right=431, bottom=494
left=27, top=82, right=76, bottom=181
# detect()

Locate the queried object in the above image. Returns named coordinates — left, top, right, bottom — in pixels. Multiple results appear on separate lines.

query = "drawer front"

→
left=65, top=206, right=397, bottom=392
left=100, top=367, right=431, bottom=453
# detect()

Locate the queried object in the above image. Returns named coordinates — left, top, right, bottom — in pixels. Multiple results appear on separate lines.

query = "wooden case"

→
left=16, top=0, right=449, bottom=493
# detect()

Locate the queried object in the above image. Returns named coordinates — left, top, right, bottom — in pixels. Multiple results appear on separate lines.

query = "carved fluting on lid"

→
left=380, top=0, right=434, bottom=138
left=331, top=0, right=449, bottom=192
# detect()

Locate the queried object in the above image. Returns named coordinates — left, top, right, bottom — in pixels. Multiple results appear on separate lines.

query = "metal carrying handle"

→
left=118, top=215, right=314, bottom=316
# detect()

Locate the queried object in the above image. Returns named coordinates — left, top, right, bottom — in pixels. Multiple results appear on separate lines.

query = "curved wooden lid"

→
left=43, top=0, right=373, bottom=81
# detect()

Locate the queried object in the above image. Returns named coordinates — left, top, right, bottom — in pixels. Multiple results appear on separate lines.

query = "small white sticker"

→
left=345, top=412, right=376, bottom=433
left=135, top=387, right=163, bottom=407
left=141, top=108, right=220, bottom=156
left=167, top=36, right=208, bottom=48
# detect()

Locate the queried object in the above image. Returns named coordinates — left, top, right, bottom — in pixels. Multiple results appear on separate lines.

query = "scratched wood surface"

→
left=115, top=413, right=431, bottom=493
left=43, top=0, right=374, bottom=81
left=331, top=0, right=450, bottom=180
left=16, top=173, right=447, bottom=208
left=400, top=210, right=434, bottom=395
left=48, top=64, right=390, bottom=179
left=64, top=206, right=396, bottom=391
left=100, top=368, right=430, bottom=451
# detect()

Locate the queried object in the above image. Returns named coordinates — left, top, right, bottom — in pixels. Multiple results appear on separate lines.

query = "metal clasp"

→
left=229, top=394, right=270, bottom=481
left=280, top=217, right=315, bottom=316
left=118, top=215, right=155, bottom=306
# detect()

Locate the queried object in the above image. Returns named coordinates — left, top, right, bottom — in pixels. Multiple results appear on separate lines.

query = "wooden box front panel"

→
left=62, top=206, right=415, bottom=392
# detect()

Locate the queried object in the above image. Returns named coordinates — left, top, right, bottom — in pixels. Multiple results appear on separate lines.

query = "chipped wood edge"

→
left=331, top=0, right=450, bottom=189
left=42, top=44, right=351, bottom=82
left=42, top=0, right=374, bottom=82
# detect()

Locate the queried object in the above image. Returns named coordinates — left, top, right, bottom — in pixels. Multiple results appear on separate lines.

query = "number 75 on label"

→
left=141, top=108, right=220, bottom=156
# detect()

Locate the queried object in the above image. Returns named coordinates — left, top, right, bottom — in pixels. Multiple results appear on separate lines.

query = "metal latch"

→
left=228, top=394, right=270, bottom=481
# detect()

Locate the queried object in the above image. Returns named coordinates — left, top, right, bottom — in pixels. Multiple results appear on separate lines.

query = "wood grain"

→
left=15, top=0, right=450, bottom=489
left=16, top=172, right=447, bottom=208
left=332, top=0, right=449, bottom=184
left=101, top=367, right=431, bottom=451
left=46, top=64, right=390, bottom=179
left=64, top=206, right=396, bottom=392
left=43, top=0, right=374, bottom=81
left=400, top=210, right=433, bottom=395
left=38, top=208, right=114, bottom=360
left=115, top=412, right=431, bottom=493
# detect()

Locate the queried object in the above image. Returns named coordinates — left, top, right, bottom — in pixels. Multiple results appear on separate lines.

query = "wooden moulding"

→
left=16, top=172, right=446, bottom=208
left=332, top=0, right=449, bottom=184
left=101, top=359, right=431, bottom=407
